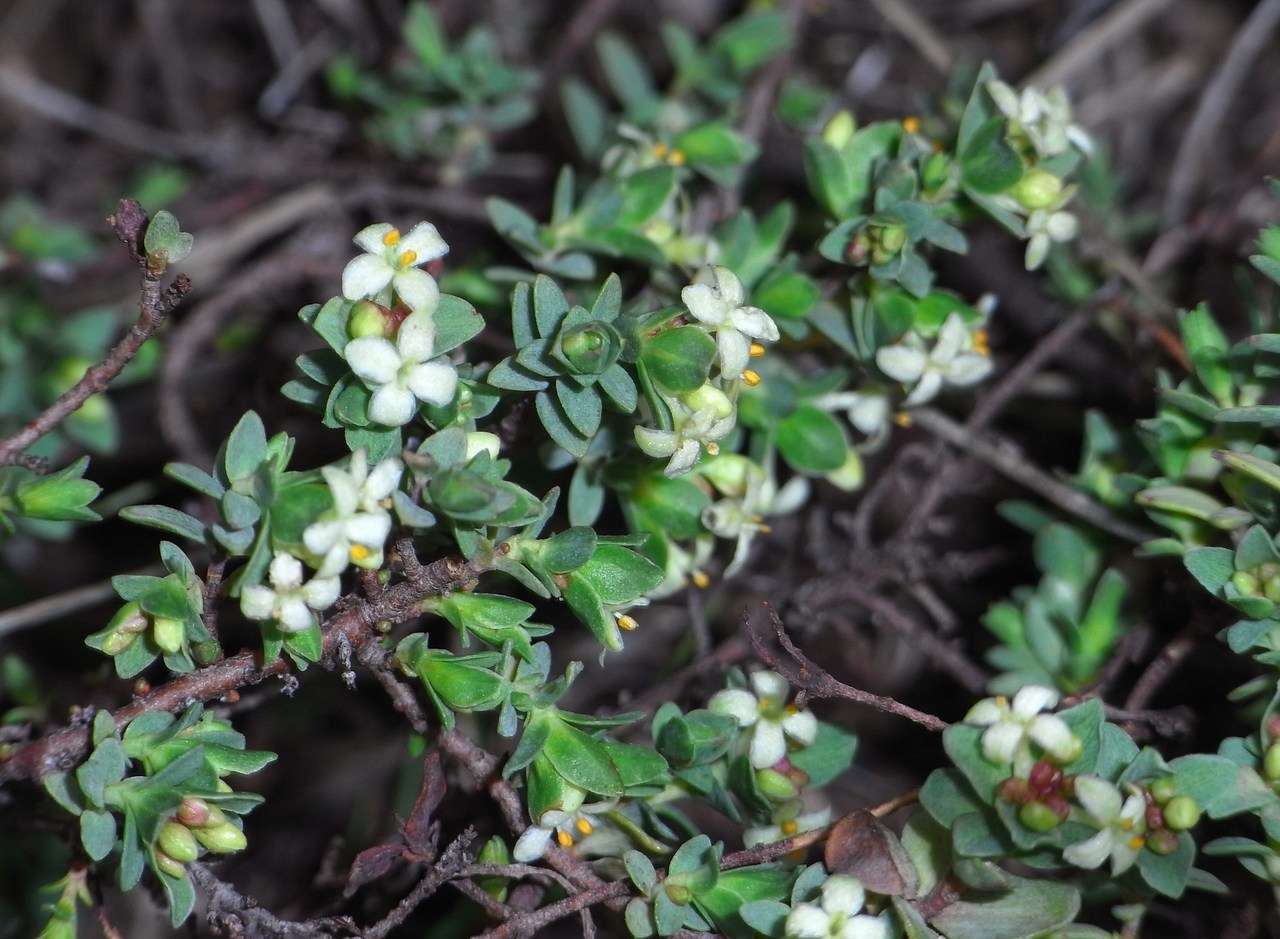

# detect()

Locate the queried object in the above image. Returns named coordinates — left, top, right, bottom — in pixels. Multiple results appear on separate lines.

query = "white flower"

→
left=512, top=804, right=612, bottom=862
left=344, top=310, right=458, bottom=427
left=1062, top=775, right=1147, bottom=875
left=875, top=313, right=992, bottom=407
left=702, top=463, right=808, bottom=575
left=681, top=266, right=779, bottom=380
left=634, top=400, right=736, bottom=478
left=1024, top=208, right=1079, bottom=271
left=815, top=388, right=891, bottom=438
left=964, top=685, right=1079, bottom=776
left=745, top=805, right=831, bottom=848
left=240, top=552, right=340, bottom=633
left=709, top=670, right=818, bottom=769
left=785, top=875, right=888, bottom=939
left=986, top=81, right=1091, bottom=158
left=342, top=222, right=449, bottom=313
left=303, top=450, right=402, bottom=577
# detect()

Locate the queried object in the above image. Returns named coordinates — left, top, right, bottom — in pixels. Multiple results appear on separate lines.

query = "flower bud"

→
left=1146, top=829, right=1180, bottom=856
left=680, top=384, right=734, bottom=420
left=664, top=882, right=692, bottom=906
left=877, top=225, right=907, bottom=254
left=194, top=822, right=248, bottom=854
left=152, top=616, right=184, bottom=654
left=153, top=849, right=187, bottom=878
left=109, top=602, right=149, bottom=634
left=1264, top=576, right=1280, bottom=604
left=1018, top=801, right=1062, bottom=832
left=465, top=432, right=501, bottom=462
left=699, top=454, right=753, bottom=497
left=348, top=300, right=393, bottom=339
left=1012, top=169, right=1063, bottom=210
left=822, top=110, right=856, bottom=150
left=997, top=777, right=1032, bottom=805
left=177, top=797, right=211, bottom=828
left=1163, top=795, right=1201, bottom=831
left=1148, top=776, right=1177, bottom=805
left=922, top=152, right=950, bottom=190
left=101, top=629, right=139, bottom=656
left=1265, top=743, right=1280, bottom=782
left=158, top=821, right=200, bottom=863
left=756, top=768, right=800, bottom=802
left=1232, top=571, right=1260, bottom=596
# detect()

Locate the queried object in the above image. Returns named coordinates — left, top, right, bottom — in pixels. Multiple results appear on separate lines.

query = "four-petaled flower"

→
left=1062, top=775, right=1148, bottom=875
left=744, top=804, right=831, bottom=848
left=703, top=463, right=808, bottom=575
left=1024, top=208, right=1079, bottom=271
left=635, top=399, right=736, bottom=478
left=785, top=875, right=889, bottom=939
left=681, top=266, right=779, bottom=380
left=710, top=670, right=818, bottom=768
left=965, top=685, right=1079, bottom=776
left=512, top=804, right=612, bottom=862
left=303, top=450, right=402, bottom=577
left=342, top=222, right=449, bottom=313
left=875, top=313, right=992, bottom=407
left=344, top=310, right=459, bottom=427
left=240, top=552, right=340, bottom=633
left=986, top=81, right=1092, bottom=159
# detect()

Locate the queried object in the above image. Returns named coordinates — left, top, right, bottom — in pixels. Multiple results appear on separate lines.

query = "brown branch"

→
left=189, top=863, right=359, bottom=938
left=472, top=879, right=624, bottom=939
left=0, top=199, right=192, bottom=467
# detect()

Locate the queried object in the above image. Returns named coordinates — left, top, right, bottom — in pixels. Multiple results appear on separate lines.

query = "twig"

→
left=364, top=833, right=478, bottom=939
left=190, top=863, right=359, bottom=938
left=1162, top=0, right=1280, bottom=227
left=867, top=0, right=954, bottom=74
left=473, top=879, right=625, bottom=939
left=910, top=408, right=1159, bottom=544
left=1124, top=625, right=1199, bottom=712
left=750, top=604, right=951, bottom=732
left=0, top=564, right=163, bottom=639
left=1023, top=0, right=1173, bottom=89
left=0, top=201, right=192, bottom=467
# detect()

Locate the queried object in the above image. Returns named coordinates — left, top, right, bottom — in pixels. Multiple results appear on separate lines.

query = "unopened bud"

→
left=681, top=384, right=733, bottom=420
left=348, top=300, right=393, bottom=339
left=153, top=849, right=187, bottom=878
left=1018, top=801, right=1062, bottom=832
left=101, top=629, right=138, bottom=656
left=1264, top=576, right=1280, bottom=604
left=1265, top=743, right=1280, bottom=782
left=1163, top=795, right=1201, bottom=831
left=1232, top=571, right=1260, bottom=596
left=158, top=821, right=200, bottom=863
left=194, top=822, right=248, bottom=854
left=756, top=768, right=799, bottom=802
left=109, top=601, right=149, bottom=634
left=177, top=798, right=211, bottom=828
left=998, top=777, right=1032, bottom=805
left=1012, top=169, right=1063, bottom=210
left=1148, top=776, right=1177, bottom=805
left=153, top=617, right=184, bottom=654
left=822, top=110, right=856, bottom=150
left=877, top=225, right=907, bottom=254
left=1146, top=829, right=1180, bottom=856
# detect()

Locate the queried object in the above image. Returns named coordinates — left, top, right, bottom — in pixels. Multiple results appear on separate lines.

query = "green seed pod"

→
left=194, top=822, right=248, bottom=854
left=1232, top=571, right=1260, bottom=596
left=348, top=300, right=391, bottom=339
left=152, top=616, right=185, bottom=654
left=1163, top=795, right=1201, bottom=831
left=1012, top=169, right=1063, bottom=210
left=153, top=849, right=187, bottom=878
left=1148, top=776, right=1177, bottom=805
left=1265, top=743, right=1280, bottom=781
left=158, top=821, right=200, bottom=863
left=1018, top=801, right=1063, bottom=832
left=755, top=768, right=799, bottom=802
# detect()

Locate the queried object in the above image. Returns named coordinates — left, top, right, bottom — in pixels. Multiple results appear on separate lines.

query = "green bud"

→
left=1264, top=576, right=1280, bottom=604
left=1233, top=571, right=1261, bottom=596
left=477, top=835, right=511, bottom=901
left=922, top=151, right=950, bottom=190
left=158, top=821, right=200, bottom=863
left=177, top=798, right=211, bottom=828
left=822, top=110, right=856, bottom=150
left=664, top=882, right=692, bottom=906
left=755, top=768, right=799, bottom=802
left=1148, top=776, right=1177, bottom=805
left=1163, top=795, right=1201, bottom=831
left=877, top=225, right=907, bottom=254
left=348, top=300, right=391, bottom=339
left=825, top=450, right=864, bottom=492
left=153, top=849, right=187, bottom=878
left=1018, top=801, right=1062, bottom=832
left=699, top=454, right=753, bottom=497
left=1264, top=743, right=1280, bottom=781
left=110, top=602, right=149, bottom=634
left=464, top=432, right=500, bottom=462
left=680, top=384, right=733, bottom=421
left=1054, top=735, right=1084, bottom=766
left=1260, top=562, right=1279, bottom=581
left=101, top=629, right=138, bottom=656
left=152, top=616, right=185, bottom=654
left=1146, top=829, right=1180, bottom=856
left=559, top=323, right=619, bottom=375
left=13, top=459, right=101, bottom=522
left=194, top=822, right=248, bottom=854
left=1012, top=169, right=1063, bottom=210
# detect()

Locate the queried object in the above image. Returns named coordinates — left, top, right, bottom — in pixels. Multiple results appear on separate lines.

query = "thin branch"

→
left=1022, top=0, right=1173, bottom=89
left=867, top=0, right=954, bottom=74
left=190, top=864, right=359, bottom=938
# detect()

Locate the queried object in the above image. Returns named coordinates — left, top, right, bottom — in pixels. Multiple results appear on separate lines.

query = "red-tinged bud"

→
left=998, top=777, right=1032, bottom=805
left=1146, top=829, right=1179, bottom=856
left=1018, top=801, right=1062, bottom=832
left=1146, top=805, right=1165, bottom=830
left=178, top=798, right=211, bottom=828
left=1043, top=793, right=1071, bottom=821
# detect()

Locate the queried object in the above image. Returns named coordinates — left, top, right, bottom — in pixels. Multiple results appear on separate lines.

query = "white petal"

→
left=821, top=875, right=865, bottom=916
left=795, top=807, right=832, bottom=832
left=901, top=370, right=942, bottom=407
left=342, top=253, right=394, bottom=301
left=347, top=449, right=369, bottom=486
left=785, top=904, right=831, bottom=939
left=344, top=511, right=391, bottom=548
left=1110, top=834, right=1142, bottom=875
left=345, top=337, right=402, bottom=385
left=353, top=223, right=396, bottom=255
left=980, top=721, right=1024, bottom=765
left=712, top=266, right=745, bottom=307
left=634, top=426, right=677, bottom=458
left=406, top=360, right=458, bottom=407
left=842, top=914, right=890, bottom=939
left=932, top=314, right=967, bottom=363
left=730, top=305, right=778, bottom=342
left=708, top=689, right=759, bottom=727
left=1073, top=775, right=1122, bottom=824
left=944, top=354, right=993, bottom=387
left=1046, top=211, right=1079, bottom=241
left=1063, top=828, right=1113, bottom=870
left=1012, top=684, right=1058, bottom=717
left=742, top=825, right=781, bottom=848
left=240, top=585, right=276, bottom=621
left=398, top=221, right=449, bottom=262
left=1120, top=793, right=1147, bottom=826
left=268, top=552, right=304, bottom=590
left=302, top=576, right=341, bottom=611
left=772, top=475, right=810, bottom=515
left=303, top=518, right=343, bottom=556
left=986, top=80, right=1020, bottom=119
left=363, top=458, right=403, bottom=503
left=1025, top=234, right=1049, bottom=271
left=749, top=720, right=787, bottom=768
left=717, top=328, right=752, bottom=380
left=322, top=466, right=360, bottom=518
left=682, top=283, right=728, bottom=326
left=465, top=432, right=501, bottom=461
left=849, top=395, right=889, bottom=435
left=876, top=345, right=927, bottom=383
left=316, top=543, right=350, bottom=578
left=394, top=267, right=441, bottom=314
left=277, top=597, right=314, bottom=633
left=396, top=311, right=436, bottom=363
left=782, top=708, right=818, bottom=746
left=1028, top=714, right=1075, bottom=761
left=965, top=698, right=1006, bottom=726
left=512, top=826, right=553, bottom=863
left=750, top=670, right=789, bottom=701
left=368, top=383, right=417, bottom=427
left=703, top=500, right=745, bottom=539
left=665, top=439, right=702, bottom=477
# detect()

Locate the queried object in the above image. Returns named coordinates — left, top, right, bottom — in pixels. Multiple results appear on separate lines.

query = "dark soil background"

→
left=1, top=0, right=1279, bottom=936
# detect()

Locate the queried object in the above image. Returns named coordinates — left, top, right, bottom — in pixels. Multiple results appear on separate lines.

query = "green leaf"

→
left=776, top=406, right=847, bottom=474
left=596, top=32, right=656, bottom=112
left=76, top=739, right=127, bottom=807
left=674, top=121, right=756, bottom=168
left=1183, top=546, right=1236, bottom=594
left=620, top=166, right=677, bottom=226
left=541, top=718, right=623, bottom=797
left=930, top=876, right=1080, bottom=939
left=143, top=209, right=193, bottom=264
left=577, top=543, right=663, bottom=604
left=535, top=390, right=590, bottom=458
left=120, top=505, right=206, bottom=543
left=1180, top=303, right=1232, bottom=406
left=80, top=809, right=117, bottom=861
left=556, top=380, right=603, bottom=437
left=960, top=118, right=1024, bottom=194
left=434, top=294, right=485, bottom=355
left=224, top=411, right=267, bottom=481
left=640, top=327, right=717, bottom=394
left=1137, top=832, right=1194, bottom=898
left=788, top=721, right=858, bottom=786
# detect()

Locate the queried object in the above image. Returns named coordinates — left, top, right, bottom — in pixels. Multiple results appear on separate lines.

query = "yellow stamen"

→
left=556, top=829, right=574, bottom=848
left=617, top=614, right=639, bottom=632
left=691, top=570, right=711, bottom=589
left=1128, top=835, right=1145, bottom=850
left=973, top=329, right=990, bottom=356
left=350, top=544, right=371, bottom=562
left=668, top=149, right=686, bottom=166
left=742, top=369, right=761, bottom=387
left=575, top=818, right=594, bottom=836
left=382, top=228, right=401, bottom=246
left=994, top=695, right=1009, bottom=708
left=893, top=412, right=913, bottom=428
left=1120, top=818, right=1134, bottom=831
left=705, top=441, right=720, bottom=456
left=758, top=523, right=772, bottom=534
left=652, top=142, right=669, bottom=158
left=399, top=250, right=418, bottom=267
left=902, top=116, right=921, bottom=134
left=785, top=704, right=799, bottom=715
left=759, top=697, right=775, bottom=710
left=749, top=342, right=766, bottom=358
left=780, top=819, right=799, bottom=836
